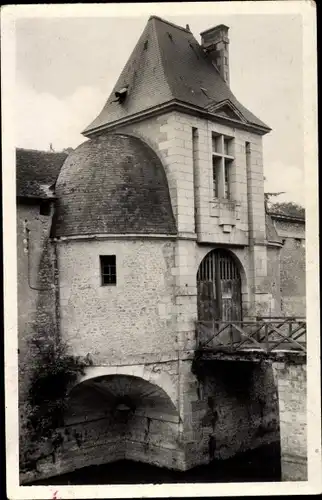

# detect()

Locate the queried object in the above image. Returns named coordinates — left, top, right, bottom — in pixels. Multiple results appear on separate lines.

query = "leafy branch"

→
left=22, top=332, right=93, bottom=471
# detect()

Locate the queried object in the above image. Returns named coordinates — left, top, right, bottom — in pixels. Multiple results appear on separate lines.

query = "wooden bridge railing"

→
left=196, top=317, right=307, bottom=353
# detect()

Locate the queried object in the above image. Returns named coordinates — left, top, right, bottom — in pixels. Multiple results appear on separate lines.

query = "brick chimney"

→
left=200, top=24, right=230, bottom=85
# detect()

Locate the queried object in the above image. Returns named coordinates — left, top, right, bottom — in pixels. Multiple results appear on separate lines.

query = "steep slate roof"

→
left=84, top=16, right=269, bottom=135
left=16, top=148, right=68, bottom=199
left=53, top=134, right=177, bottom=237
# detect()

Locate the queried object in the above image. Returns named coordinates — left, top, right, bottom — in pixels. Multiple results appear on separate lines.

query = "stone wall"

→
left=21, top=368, right=184, bottom=484
left=272, top=358, right=307, bottom=480
left=17, top=202, right=57, bottom=462
left=57, top=238, right=177, bottom=365
left=272, top=217, right=305, bottom=316
left=21, top=410, right=183, bottom=483
left=183, top=358, right=280, bottom=470
left=266, top=246, right=282, bottom=316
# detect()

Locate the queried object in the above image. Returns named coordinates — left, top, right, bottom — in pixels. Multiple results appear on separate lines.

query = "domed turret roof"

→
left=53, top=134, right=177, bottom=237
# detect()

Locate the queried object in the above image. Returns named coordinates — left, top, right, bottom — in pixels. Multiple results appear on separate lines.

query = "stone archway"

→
left=197, top=248, right=243, bottom=323
left=67, top=374, right=180, bottom=425
left=76, top=364, right=179, bottom=412
left=41, top=373, right=184, bottom=478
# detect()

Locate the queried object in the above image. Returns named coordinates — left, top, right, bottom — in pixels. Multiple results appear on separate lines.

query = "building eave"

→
left=82, top=100, right=271, bottom=138
left=52, top=233, right=178, bottom=243
left=17, top=195, right=57, bottom=204
left=269, top=212, right=305, bottom=224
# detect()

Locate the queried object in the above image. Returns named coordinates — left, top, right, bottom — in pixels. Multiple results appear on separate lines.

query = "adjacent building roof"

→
left=266, top=211, right=305, bottom=245
left=53, top=134, right=177, bottom=237
left=265, top=214, right=283, bottom=245
left=269, top=211, right=305, bottom=223
left=83, top=16, right=270, bottom=136
left=16, top=148, right=68, bottom=199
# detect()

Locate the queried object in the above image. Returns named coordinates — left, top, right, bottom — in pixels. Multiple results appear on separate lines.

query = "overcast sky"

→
left=15, top=12, right=304, bottom=205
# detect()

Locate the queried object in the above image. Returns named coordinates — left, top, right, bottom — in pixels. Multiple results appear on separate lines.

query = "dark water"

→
left=30, top=443, right=281, bottom=485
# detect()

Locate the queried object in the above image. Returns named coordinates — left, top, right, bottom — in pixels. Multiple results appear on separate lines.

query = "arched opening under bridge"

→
left=34, top=374, right=182, bottom=480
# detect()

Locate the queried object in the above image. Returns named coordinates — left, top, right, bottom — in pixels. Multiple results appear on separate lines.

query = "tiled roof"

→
left=269, top=210, right=305, bottom=222
left=83, top=16, right=269, bottom=135
left=52, top=134, right=177, bottom=237
left=16, top=148, right=68, bottom=198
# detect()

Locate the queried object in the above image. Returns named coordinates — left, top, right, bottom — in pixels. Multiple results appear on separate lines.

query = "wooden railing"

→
left=196, top=317, right=306, bottom=353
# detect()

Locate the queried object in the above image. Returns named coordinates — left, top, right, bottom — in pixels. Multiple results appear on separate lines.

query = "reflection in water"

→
left=30, top=443, right=281, bottom=485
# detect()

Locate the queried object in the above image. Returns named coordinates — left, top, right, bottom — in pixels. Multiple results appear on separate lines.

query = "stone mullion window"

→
left=212, top=133, right=234, bottom=200
left=217, top=156, right=225, bottom=199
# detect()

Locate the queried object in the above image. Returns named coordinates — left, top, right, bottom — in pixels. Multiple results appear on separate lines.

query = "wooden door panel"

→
left=197, top=281, right=219, bottom=321
left=197, top=250, right=242, bottom=344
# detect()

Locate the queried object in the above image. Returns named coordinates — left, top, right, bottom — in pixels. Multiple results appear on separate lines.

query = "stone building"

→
left=17, top=17, right=307, bottom=483
left=269, top=212, right=306, bottom=317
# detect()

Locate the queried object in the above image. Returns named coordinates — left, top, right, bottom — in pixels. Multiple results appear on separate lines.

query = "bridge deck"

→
left=195, top=317, right=306, bottom=357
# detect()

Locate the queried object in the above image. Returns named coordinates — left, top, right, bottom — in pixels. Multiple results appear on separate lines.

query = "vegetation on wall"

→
left=268, top=201, right=305, bottom=218
left=265, top=196, right=305, bottom=219
left=22, top=332, right=93, bottom=471
left=264, top=181, right=305, bottom=218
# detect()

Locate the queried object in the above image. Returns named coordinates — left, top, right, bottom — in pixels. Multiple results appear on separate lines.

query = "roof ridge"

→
left=84, top=16, right=270, bottom=134
left=149, top=15, right=190, bottom=33
left=150, top=17, right=174, bottom=101
left=269, top=211, right=305, bottom=221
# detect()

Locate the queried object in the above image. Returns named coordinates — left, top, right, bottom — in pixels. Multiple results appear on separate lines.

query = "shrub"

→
left=22, top=334, right=92, bottom=469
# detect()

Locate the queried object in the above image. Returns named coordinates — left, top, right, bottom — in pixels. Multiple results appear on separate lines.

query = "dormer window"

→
left=212, top=133, right=234, bottom=200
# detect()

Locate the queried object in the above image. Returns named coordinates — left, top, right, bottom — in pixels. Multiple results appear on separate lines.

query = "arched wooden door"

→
left=197, top=249, right=242, bottom=322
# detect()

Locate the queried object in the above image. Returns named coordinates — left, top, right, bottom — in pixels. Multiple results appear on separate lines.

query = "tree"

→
left=63, top=147, right=74, bottom=154
left=264, top=176, right=305, bottom=217
left=264, top=191, right=285, bottom=212
left=268, top=201, right=305, bottom=218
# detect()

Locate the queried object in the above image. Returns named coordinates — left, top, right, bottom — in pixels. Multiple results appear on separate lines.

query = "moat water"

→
left=30, top=443, right=281, bottom=485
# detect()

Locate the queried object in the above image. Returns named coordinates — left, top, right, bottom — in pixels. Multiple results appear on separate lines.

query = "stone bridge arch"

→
left=74, top=364, right=179, bottom=413
left=54, top=367, right=184, bottom=475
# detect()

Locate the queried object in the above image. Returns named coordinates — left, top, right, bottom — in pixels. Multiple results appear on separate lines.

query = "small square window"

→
left=100, top=255, right=116, bottom=285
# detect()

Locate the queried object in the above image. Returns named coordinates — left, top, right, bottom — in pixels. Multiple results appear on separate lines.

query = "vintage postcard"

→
left=2, top=1, right=321, bottom=498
